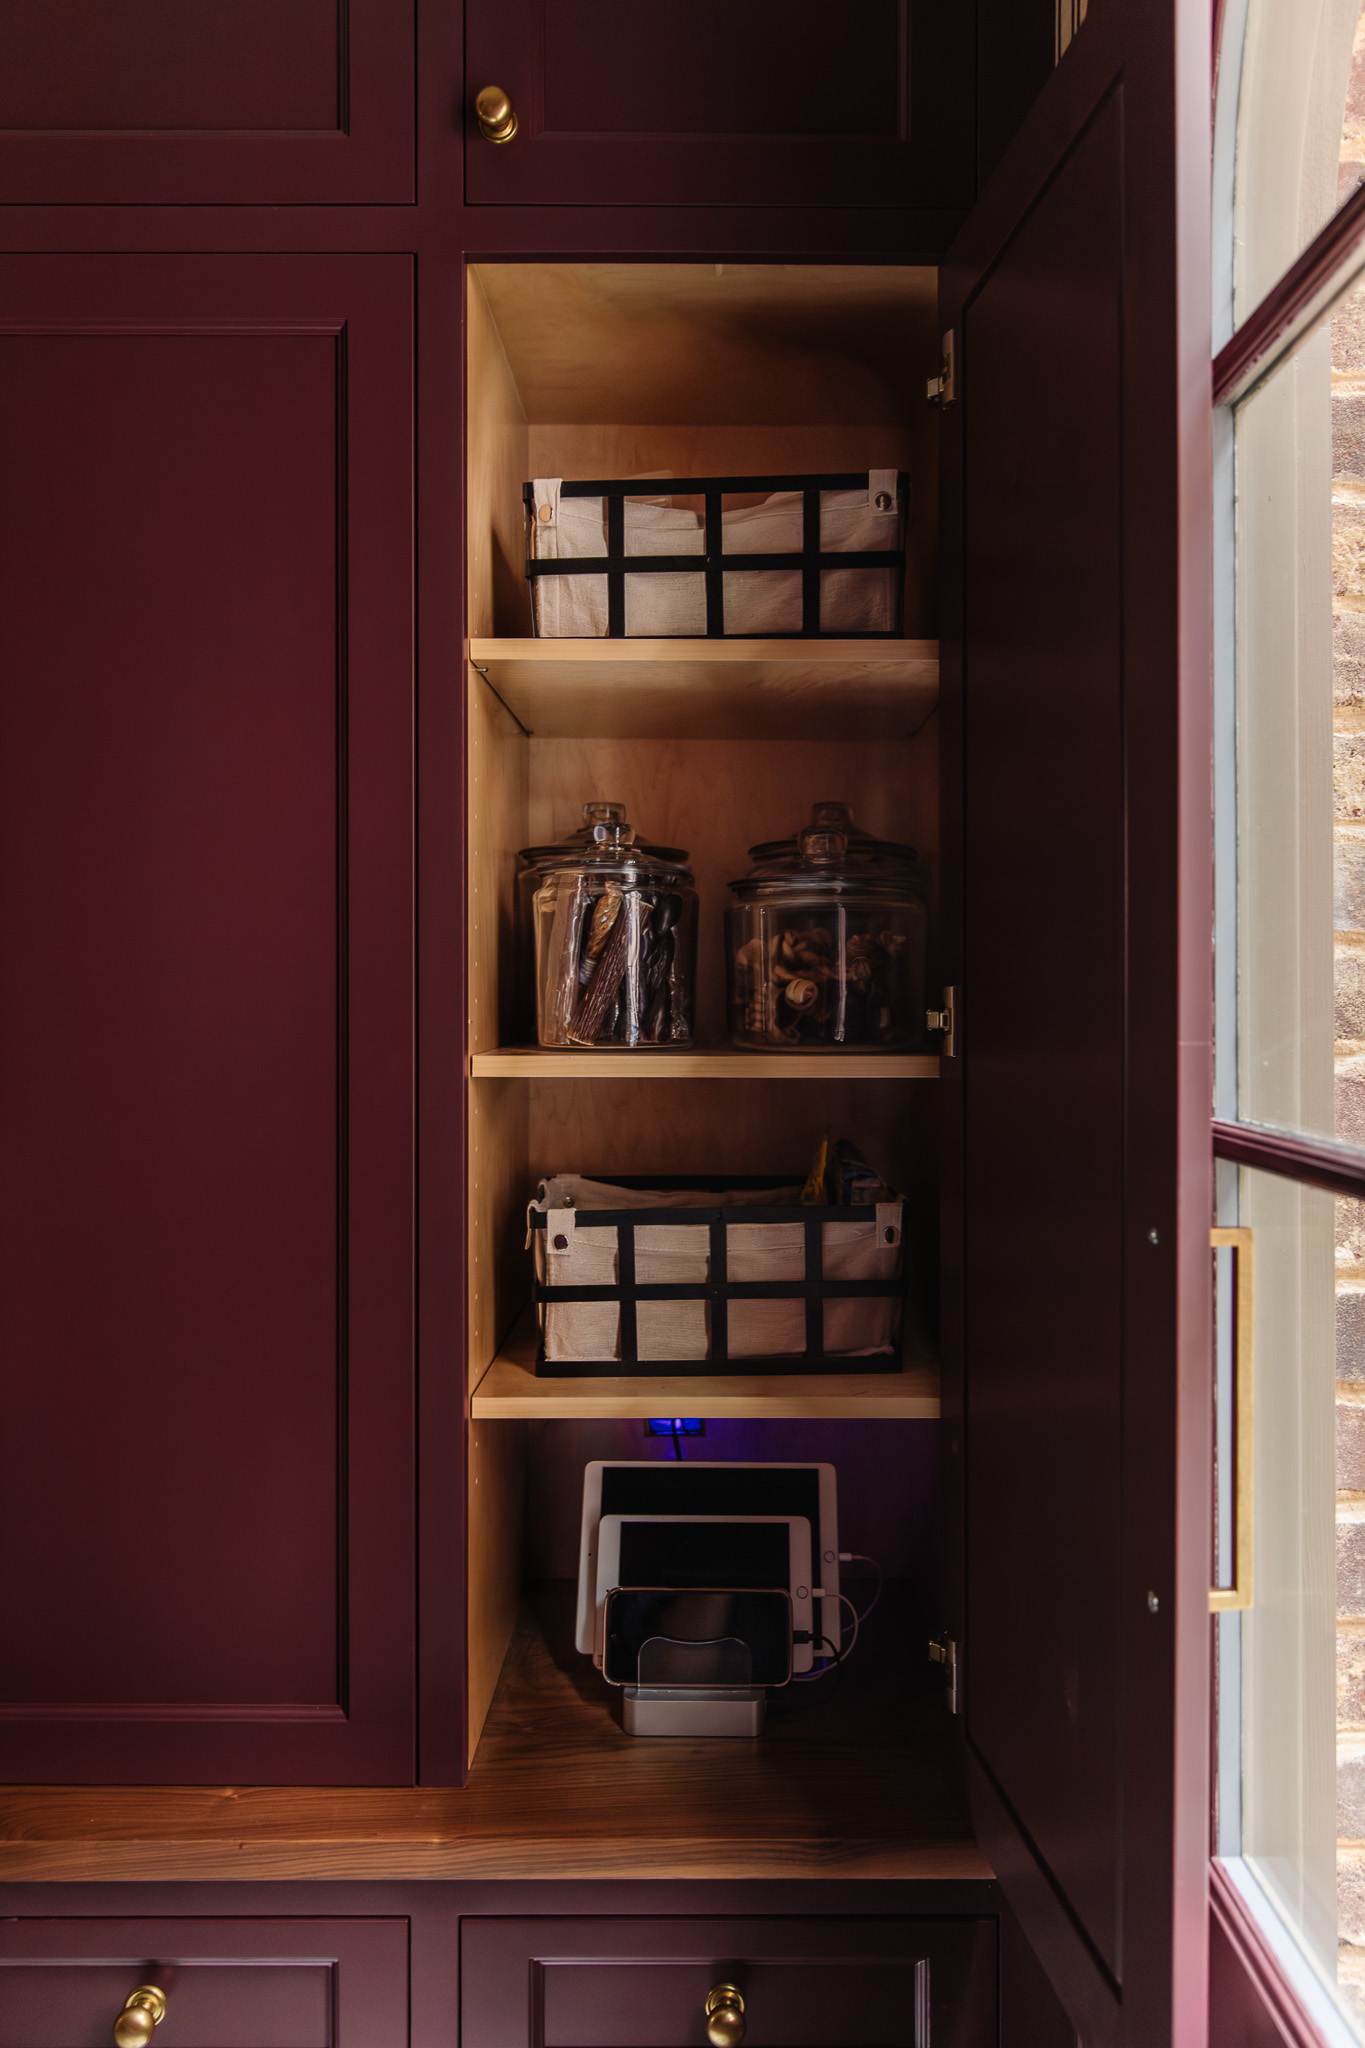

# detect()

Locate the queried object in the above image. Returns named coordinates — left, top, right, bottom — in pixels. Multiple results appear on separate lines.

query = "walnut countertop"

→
left=0, top=1586, right=988, bottom=1885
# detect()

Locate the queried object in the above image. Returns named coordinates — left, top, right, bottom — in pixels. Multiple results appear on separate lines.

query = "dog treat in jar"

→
left=523, top=814, right=697, bottom=1049
left=725, top=802, right=927, bottom=1051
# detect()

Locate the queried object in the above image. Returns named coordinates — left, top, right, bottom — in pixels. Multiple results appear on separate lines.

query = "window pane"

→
left=1232, top=278, right=1365, bottom=1141
left=1217, top=1164, right=1365, bottom=2030
left=1232, top=0, right=1365, bottom=327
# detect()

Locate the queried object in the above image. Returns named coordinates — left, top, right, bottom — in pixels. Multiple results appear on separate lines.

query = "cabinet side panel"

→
left=467, top=269, right=531, bottom=641
left=961, top=101, right=1126, bottom=1975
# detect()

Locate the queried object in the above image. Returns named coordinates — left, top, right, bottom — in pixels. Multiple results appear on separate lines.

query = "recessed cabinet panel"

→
left=0, top=1920, right=407, bottom=2047
left=0, top=255, right=415, bottom=1784
left=961, top=99, right=1126, bottom=1978
left=464, top=0, right=975, bottom=213
left=0, top=0, right=413, bottom=202
left=462, top=1919, right=997, bottom=2048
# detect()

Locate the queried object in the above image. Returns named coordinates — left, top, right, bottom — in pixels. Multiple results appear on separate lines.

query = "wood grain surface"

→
left=0, top=1585, right=985, bottom=1884
left=468, top=638, right=940, bottom=742
left=471, top=1050, right=941, bottom=1079
left=472, top=266, right=938, bottom=430
left=470, top=1311, right=941, bottom=1418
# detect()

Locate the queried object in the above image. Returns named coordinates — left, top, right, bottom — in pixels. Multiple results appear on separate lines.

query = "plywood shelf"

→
left=470, top=1048, right=941, bottom=1080
left=470, top=1312, right=941, bottom=1419
left=468, top=636, right=939, bottom=740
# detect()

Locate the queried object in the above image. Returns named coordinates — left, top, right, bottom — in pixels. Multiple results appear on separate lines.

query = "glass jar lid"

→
left=518, top=799, right=688, bottom=872
left=522, top=812, right=693, bottom=887
left=743, top=799, right=917, bottom=871
left=729, top=811, right=920, bottom=903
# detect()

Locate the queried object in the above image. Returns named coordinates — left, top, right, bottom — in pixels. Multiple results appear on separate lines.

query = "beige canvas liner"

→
left=528, top=1173, right=906, bottom=1367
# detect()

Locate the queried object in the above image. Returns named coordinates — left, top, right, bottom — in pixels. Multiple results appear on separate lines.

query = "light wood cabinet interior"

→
left=465, top=263, right=948, bottom=1779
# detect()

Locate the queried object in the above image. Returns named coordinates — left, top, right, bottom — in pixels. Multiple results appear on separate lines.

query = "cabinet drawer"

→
left=463, top=0, right=974, bottom=214
left=461, top=1917, right=996, bottom=2048
left=0, top=1919, right=407, bottom=2047
left=0, top=0, right=413, bottom=203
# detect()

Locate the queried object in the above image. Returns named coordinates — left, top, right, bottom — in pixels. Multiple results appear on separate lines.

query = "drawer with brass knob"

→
left=0, top=1919, right=407, bottom=2046
left=462, top=1917, right=997, bottom=2046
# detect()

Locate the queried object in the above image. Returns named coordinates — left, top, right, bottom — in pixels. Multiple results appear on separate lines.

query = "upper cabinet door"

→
left=940, top=7, right=1212, bottom=2047
left=464, top=0, right=975, bottom=213
left=0, top=0, right=413, bottom=203
left=0, top=254, right=415, bottom=1784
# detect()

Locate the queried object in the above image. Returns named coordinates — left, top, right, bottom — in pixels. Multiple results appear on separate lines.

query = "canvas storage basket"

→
left=524, top=471, right=908, bottom=639
left=527, top=1173, right=908, bottom=1375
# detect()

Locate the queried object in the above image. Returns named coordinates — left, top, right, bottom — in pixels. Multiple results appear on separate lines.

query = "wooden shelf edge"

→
left=470, top=1317, right=942, bottom=1419
left=0, top=1831, right=991, bottom=1886
left=469, top=636, right=938, bottom=668
left=467, top=637, right=940, bottom=740
left=470, top=1050, right=941, bottom=1079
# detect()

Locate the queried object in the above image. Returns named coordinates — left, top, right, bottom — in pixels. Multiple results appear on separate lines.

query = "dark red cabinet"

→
left=0, top=1918, right=407, bottom=2045
left=461, top=1918, right=998, bottom=2047
left=0, top=0, right=1222, bottom=2035
left=0, top=0, right=413, bottom=204
left=0, top=254, right=416, bottom=1785
left=937, top=3, right=1213, bottom=2044
left=463, top=0, right=976, bottom=212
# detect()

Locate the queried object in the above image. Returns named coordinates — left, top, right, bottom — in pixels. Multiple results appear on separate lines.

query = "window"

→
left=1214, top=4, right=1365, bottom=2037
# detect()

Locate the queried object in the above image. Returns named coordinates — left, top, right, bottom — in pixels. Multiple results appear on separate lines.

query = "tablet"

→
left=576, top=1460, right=839, bottom=1659
left=594, top=1512, right=814, bottom=1673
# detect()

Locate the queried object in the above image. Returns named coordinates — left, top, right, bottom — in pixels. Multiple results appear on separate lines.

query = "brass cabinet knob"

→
left=113, top=1985, right=167, bottom=2047
left=474, top=85, right=518, bottom=143
left=705, top=1983, right=746, bottom=2048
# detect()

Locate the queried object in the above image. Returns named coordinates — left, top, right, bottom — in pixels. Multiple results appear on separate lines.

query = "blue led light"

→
left=645, top=1417, right=705, bottom=1437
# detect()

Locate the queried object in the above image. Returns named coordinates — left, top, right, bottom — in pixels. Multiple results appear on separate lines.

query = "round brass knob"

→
left=475, top=85, right=518, bottom=143
left=113, top=1986, right=167, bottom=2048
left=705, top=1983, right=746, bottom=2048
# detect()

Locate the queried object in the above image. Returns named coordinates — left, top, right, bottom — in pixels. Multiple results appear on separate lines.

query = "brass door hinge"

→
left=927, top=986, right=956, bottom=1058
left=929, top=1635, right=958, bottom=1714
left=926, top=329, right=956, bottom=408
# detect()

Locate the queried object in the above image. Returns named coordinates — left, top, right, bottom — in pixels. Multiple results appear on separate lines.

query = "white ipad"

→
left=576, top=1460, right=839, bottom=1660
left=593, top=1512, right=815, bottom=1674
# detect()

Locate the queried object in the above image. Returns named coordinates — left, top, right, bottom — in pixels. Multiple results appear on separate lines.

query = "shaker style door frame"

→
left=938, top=2, right=1214, bottom=2040
left=0, top=0, right=414, bottom=204
left=0, top=253, right=416, bottom=1784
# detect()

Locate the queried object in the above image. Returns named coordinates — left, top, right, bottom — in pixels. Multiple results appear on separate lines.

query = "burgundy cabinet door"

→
left=0, top=255, right=415, bottom=1785
left=461, top=1918, right=997, bottom=2048
left=0, top=1918, right=407, bottom=2044
left=464, top=0, right=975, bottom=214
left=939, top=7, right=1212, bottom=2047
left=0, top=0, right=412, bottom=203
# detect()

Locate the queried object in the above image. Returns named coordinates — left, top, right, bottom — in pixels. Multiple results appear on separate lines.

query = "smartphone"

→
left=601, top=1585, right=794, bottom=1689
left=595, top=1512, right=814, bottom=1672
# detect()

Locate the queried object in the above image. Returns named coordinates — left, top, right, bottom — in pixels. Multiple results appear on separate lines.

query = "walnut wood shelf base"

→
left=467, top=637, right=940, bottom=742
left=0, top=1586, right=986, bottom=1885
left=471, top=1312, right=941, bottom=1418
left=470, top=1049, right=941, bottom=1079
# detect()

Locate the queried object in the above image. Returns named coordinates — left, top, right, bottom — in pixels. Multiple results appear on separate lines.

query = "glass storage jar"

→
left=523, top=815, right=697, bottom=1049
left=726, top=804, right=927, bottom=1051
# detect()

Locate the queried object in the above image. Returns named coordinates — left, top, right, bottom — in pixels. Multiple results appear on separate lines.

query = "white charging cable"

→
left=839, top=1550, right=884, bottom=1625
left=799, top=1552, right=882, bottom=1679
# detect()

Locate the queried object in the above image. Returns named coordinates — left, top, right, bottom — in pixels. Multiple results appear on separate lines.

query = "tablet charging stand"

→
left=617, top=1622, right=771, bottom=1737
left=623, top=1685, right=767, bottom=1738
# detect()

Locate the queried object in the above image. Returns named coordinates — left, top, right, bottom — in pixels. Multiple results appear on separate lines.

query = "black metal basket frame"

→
left=531, top=1174, right=908, bottom=1376
left=523, top=473, right=908, bottom=639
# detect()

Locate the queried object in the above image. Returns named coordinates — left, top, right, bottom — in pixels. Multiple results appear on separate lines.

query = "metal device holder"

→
left=606, top=1591, right=784, bottom=1737
left=623, top=1685, right=767, bottom=1737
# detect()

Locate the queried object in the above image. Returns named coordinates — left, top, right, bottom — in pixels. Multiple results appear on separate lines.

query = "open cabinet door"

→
left=939, top=5, right=1213, bottom=2044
